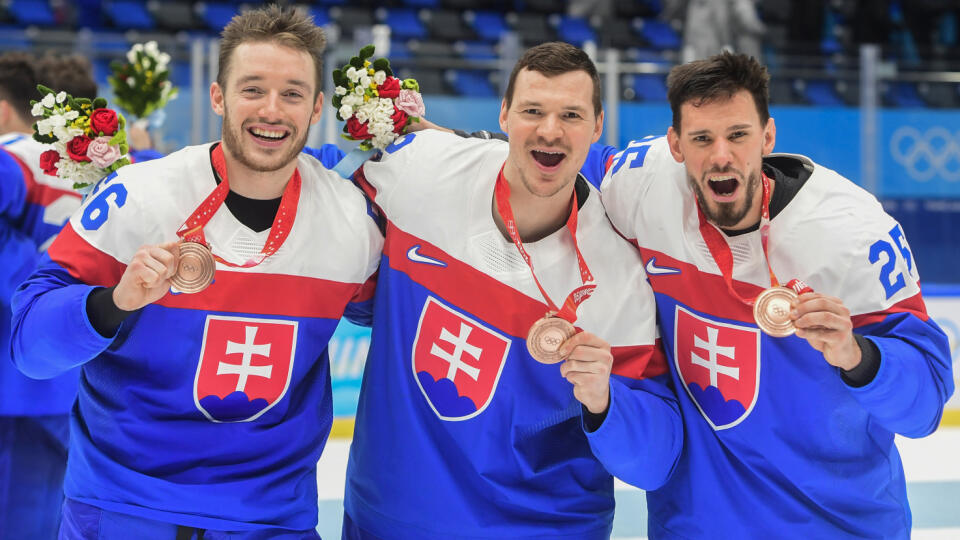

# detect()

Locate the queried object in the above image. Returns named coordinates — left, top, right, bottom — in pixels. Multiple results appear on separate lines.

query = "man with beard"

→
left=11, top=6, right=381, bottom=537
left=342, top=42, right=681, bottom=539
left=597, top=52, right=953, bottom=538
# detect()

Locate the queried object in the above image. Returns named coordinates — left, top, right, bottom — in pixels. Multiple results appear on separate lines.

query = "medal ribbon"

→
left=493, top=166, right=596, bottom=324
left=176, top=144, right=301, bottom=268
left=695, top=173, right=781, bottom=306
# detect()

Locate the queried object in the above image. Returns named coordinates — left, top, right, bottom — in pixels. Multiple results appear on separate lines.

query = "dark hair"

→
left=0, top=52, right=40, bottom=124
left=36, top=53, right=98, bottom=100
left=504, top=41, right=602, bottom=117
left=218, top=5, right=327, bottom=97
left=666, top=52, right=770, bottom=132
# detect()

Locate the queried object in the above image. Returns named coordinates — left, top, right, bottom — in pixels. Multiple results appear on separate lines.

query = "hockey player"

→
left=598, top=52, right=954, bottom=538
left=343, top=42, right=682, bottom=539
left=11, top=6, right=380, bottom=537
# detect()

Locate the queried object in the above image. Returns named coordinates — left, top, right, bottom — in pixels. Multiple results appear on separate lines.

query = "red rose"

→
left=89, top=108, right=119, bottom=136
left=345, top=117, right=373, bottom=140
left=66, top=135, right=93, bottom=162
left=390, top=107, right=408, bottom=134
left=378, top=77, right=401, bottom=99
left=39, top=149, right=60, bottom=176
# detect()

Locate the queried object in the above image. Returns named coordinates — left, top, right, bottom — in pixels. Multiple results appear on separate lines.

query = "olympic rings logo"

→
left=889, top=126, right=960, bottom=182
left=543, top=336, right=563, bottom=346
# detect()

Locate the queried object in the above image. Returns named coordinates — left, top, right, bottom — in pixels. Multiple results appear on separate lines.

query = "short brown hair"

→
left=666, top=52, right=770, bottom=132
left=0, top=52, right=40, bottom=123
left=504, top=42, right=602, bottom=117
left=217, top=5, right=327, bottom=96
left=36, top=53, right=98, bottom=100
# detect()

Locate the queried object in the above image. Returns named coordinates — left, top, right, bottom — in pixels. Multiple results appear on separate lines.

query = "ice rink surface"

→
left=315, top=427, right=960, bottom=539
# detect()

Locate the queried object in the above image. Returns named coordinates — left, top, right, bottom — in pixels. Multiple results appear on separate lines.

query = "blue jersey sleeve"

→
left=302, top=144, right=347, bottom=170
left=130, top=148, right=164, bottom=163
left=850, top=312, right=954, bottom=438
left=584, top=372, right=683, bottom=490
left=0, top=148, right=41, bottom=302
left=580, top=143, right=619, bottom=190
left=10, top=253, right=115, bottom=379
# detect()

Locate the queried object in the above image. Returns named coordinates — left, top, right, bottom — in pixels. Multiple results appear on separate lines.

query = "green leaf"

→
left=372, top=58, right=389, bottom=72
left=332, top=95, right=342, bottom=108
left=93, top=97, right=107, bottom=109
left=359, top=44, right=375, bottom=59
left=36, top=84, right=54, bottom=95
left=349, top=56, right=363, bottom=69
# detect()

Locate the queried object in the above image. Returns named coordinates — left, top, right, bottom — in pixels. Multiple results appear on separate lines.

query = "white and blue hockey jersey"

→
left=345, top=130, right=682, bottom=540
left=599, top=136, right=954, bottom=539
left=10, top=143, right=382, bottom=530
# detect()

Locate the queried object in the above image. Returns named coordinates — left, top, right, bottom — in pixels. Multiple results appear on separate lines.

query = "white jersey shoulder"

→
left=0, top=132, right=77, bottom=192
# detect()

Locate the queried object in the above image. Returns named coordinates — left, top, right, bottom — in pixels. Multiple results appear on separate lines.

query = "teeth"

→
left=251, top=127, right=286, bottom=139
left=708, top=176, right=735, bottom=182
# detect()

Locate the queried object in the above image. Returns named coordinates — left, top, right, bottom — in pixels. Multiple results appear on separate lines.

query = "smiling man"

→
left=342, top=42, right=682, bottom=540
left=11, top=6, right=382, bottom=538
left=598, top=52, right=953, bottom=538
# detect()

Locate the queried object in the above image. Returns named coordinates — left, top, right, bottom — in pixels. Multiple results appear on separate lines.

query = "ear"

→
left=210, top=82, right=224, bottom=116
left=762, top=117, right=776, bottom=155
left=310, top=91, right=324, bottom=125
left=498, top=99, right=509, bottom=134
left=591, top=109, right=604, bottom=144
left=666, top=126, right=685, bottom=163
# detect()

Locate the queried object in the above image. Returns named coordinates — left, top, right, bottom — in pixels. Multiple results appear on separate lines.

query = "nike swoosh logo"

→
left=407, top=245, right=447, bottom=267
left=645, top=257, right=681, bottom=276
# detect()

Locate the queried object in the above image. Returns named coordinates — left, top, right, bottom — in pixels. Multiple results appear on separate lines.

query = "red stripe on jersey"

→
left=604, top=153, right=614, bottom=174
left=350, top=272, right=378, bottom=303
left=156, top=271, right=361, bottom=319
left=355, top=167, right=379, bottom=201
left=639, top=248, right=758, bottom=324
left=611, top=339, right=669, bottom=380
left=851, top=291, right=930, bottom=327
left=47, top=222, right=127, bottom=285
left=7, top=151, right=81, bottom=207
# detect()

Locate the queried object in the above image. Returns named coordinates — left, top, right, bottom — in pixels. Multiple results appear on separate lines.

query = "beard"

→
left=688, top=166, right=761, bottom=229
left=220, top=105, right=307, bottom=173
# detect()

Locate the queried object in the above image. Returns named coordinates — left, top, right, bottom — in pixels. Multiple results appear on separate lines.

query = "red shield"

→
left=194, top=315, right=298, bottom=423
left=412, top=297, right=511, bottom=420
left=674, top=306, right=760, bottom=430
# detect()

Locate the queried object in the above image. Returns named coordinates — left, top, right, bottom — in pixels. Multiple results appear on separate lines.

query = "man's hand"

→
left=558, top=331, right=613, bottom=415
left=112, top=241, right=179, bottom=312
left=404, top=118, right=453, bottom=134
left=792, top=292, right=862, bottom=371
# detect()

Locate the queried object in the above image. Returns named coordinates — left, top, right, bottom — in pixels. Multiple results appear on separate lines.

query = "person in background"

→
left=598, top=51, right=953, bottom=538
left=11, top=6, right=382, bottom=537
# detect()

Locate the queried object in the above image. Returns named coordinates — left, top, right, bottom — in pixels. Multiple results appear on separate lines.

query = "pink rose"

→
left=395, top=89, right=425, bottom=117
left=86, top=136, right=121, bottom=168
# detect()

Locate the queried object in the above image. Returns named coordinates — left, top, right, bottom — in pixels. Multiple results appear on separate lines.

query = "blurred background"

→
left=2, top=0, right=957, bottom=536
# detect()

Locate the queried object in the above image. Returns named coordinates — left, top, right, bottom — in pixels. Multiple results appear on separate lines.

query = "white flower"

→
left=126, top=49, right=137, bottom=63
left=358, top=74, right=371, bottom=88
left=354, top=109, right=369, bottom=124
left=373, top=70, right=387, bottom=85
left=55, top=91, right=67, bottom=104
left=36, top=118, right=53, bottom=135
left=144, top=41, right=159, bottom=56
left=41, top=93, right=55, bottom=108
left=338, top=104, right=354, bottom=119
left=64, top=110, right=80, bottom=121
left=31, top=103, right=44, bottom=117
left=334, top=86, right=347, bottom=96
left=354, top=86, right=365, bottom=96
left=126, top=77, right=135, bottom=87
left=346, top=66, right=360, bottom=83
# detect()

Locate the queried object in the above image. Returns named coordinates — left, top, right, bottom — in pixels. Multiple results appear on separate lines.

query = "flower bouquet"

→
left=31, top=85, right=131, bottom=190
left=332, top=45, right=424, bottom=151
left=108, top=41, right=178, bottom=127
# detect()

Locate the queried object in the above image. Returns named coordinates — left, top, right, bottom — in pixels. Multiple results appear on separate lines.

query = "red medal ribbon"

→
left=493, top=166, right=595, bottom=324
left=696, top=173, right=796, bottom=306
left=176, top=144, right=301, bottom=268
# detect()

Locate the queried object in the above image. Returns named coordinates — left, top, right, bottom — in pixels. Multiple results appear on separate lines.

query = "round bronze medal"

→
left=172, top=241, right=215, bottom=294
left=526, top=316, right=576, bottom=364
left=753, top=286, right=798, bottom=337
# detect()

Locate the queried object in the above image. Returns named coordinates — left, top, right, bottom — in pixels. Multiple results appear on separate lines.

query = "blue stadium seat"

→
left=625, top=74, right=667, bottom=102
left=198, top=3, right=239, bottom=33
left=388, top=40, right=412, bottom=60
left=465, top=11, right=508, bottom=43
left=637, top=19, right=680, bottom=51
left=103, top=0, right=154, bottom=30
left=801, top=80, right=845, bottom=106
left=401, top=0, right=440, bottom=8
left=8, top=0, right=55, bottom=26
left=88, top=32, right=132, bottom=52
left=886, top=82, right=926, bottom=108
left=446, top=69, right=497, bottom=98
left=456, top=40, right=497, bottom=60
left=309, top=7, right=331, bottom=28
left=556, top=16, right=596, bottom=47
left=384, top=8, right=427, bottom=41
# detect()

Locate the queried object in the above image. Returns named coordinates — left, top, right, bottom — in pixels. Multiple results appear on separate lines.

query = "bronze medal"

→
left=171, top=241, right=215, bottom=294
left=526, top=316, right=576, bottom=364
left=753, top=286, right=798, bottom=337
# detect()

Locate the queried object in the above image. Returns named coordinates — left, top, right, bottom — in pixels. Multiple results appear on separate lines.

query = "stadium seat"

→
left=8, top=0, right=55, bottom=27
left=330, top=7, right=375, bottom=39
left=455, top=40, right=497, bottom=60
left=555, top=16, right=596, bottom=47
left=381, top=8, right=427, bottom=41
left=443, top=0, right=507, bottom=10
left=636, top=19, right=680, bottom=51
left=424, top=10, right=474, bottom=42
left=103, top=1, right=154, bottom=30
left=604, top=18, right=642, bottom=49
left=397, top=67, right=446, bottom=95
left=147, top=1, right=199, bottom=31
left=768, top=78, right=801, bottom=105
left=615, top=0, right=662, bottom=18
left=521, top=0, right=566, bottom=13
left=885, top=81, right=927, bottom=108
left=918, top=82, right=960, bottom=108
left=408, top=40, right=456, bottom=59
left=624, top=73, right=667, bottom=102
left=401, top=0, right=440, bottom=8
left=446, top=69, right=497, bottom=98
left=465, top=11, right=509, bottom=43
left=309, top=7, right=331, bottom=28
left=799, top=80, right=845, bottom=106
left=198, top=3, right=239, bottom=33
left=508, top=12, right=555, bottom=46
left=387, top=40, right=412, bottom=60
